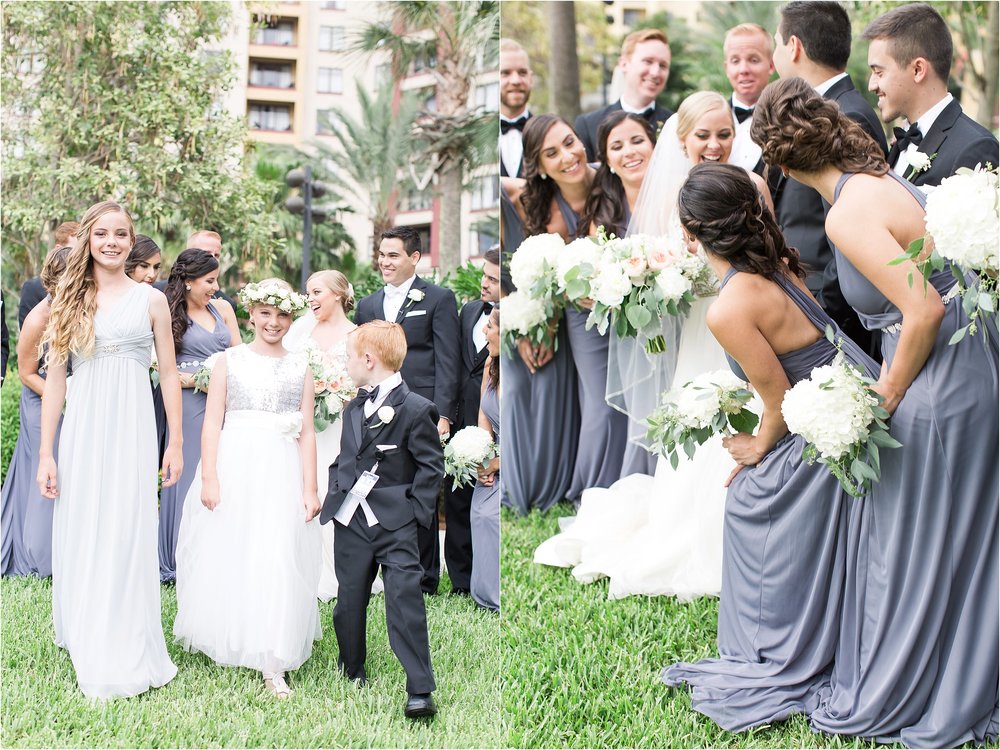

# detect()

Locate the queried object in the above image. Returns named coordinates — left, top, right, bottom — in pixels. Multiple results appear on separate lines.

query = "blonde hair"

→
left=54, top=221, right=80, bottom=247
left=187, top=229, right=221, bottom=246
left=350, top=321, right=407, bottom=372
left=307, top=269, right=355, bottom=313
left=621, top=28, right=669, bottom=59
left=724, top=23, right=774, bottom=56
left=42, top=201, right=135, bottom=366
left=676, top=91, right=733, bottom=141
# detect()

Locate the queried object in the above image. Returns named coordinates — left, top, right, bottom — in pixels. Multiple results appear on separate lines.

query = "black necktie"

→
left=893, top=122, right=923, bottom=151
left=734, top=106, right=753, bottom=124
left=501, top=116, right=528, bottom=134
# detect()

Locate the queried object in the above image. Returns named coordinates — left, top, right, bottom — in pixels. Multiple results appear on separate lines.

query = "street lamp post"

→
left=285, top=165, right=333, bottom=292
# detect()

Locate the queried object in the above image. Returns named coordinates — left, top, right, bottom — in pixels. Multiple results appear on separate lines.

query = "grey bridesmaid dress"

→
left=470, top=380, right=500, bottom=612
left=500, top=186, right=580, bottom=514
left=1, top=355, right=61, bottom=577
left=809, top=172, right=999, bottom=747
left=662, top=269, right=879, bottom=730
left=158, top=304, right=231, bottom=582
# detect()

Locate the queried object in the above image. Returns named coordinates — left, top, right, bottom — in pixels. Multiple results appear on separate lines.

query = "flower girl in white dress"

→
left=174, top=279, right=322, bottom=699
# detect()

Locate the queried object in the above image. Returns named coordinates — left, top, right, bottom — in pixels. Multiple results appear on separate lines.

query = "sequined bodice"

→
left=225, top=345, right=307, bottom=414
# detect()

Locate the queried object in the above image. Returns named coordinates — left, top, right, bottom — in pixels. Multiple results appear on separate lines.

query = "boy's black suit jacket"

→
left=320, top=383, right=444, bottom=532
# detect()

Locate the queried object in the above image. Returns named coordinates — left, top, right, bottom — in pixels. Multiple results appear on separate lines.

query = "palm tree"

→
left=312, top=81, right=418, bottom=262
left=354, top=0, right=500, bottom=272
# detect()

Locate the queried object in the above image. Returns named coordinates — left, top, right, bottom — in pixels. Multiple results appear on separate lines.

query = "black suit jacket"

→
left=574, top=101, right=674, bottom=163
left=320, top=383, right=443, bottom=531
left=889, top=98, right=999, bottom=187
left=456, top=299, right=492, bottom=427
left=18, top=277, right=46, bottom=330
left=769, top=76, right=888, bottom=310
left=354, top=276, right=461, bottom=421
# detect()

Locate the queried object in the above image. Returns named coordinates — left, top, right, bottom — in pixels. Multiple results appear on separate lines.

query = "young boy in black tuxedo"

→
left=319, top=320, right=442, bottom=719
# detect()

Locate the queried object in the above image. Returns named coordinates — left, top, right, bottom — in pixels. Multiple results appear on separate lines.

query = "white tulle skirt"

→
left=174, top=411, right=322, bottom=674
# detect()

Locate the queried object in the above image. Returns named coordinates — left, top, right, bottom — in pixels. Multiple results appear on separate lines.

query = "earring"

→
left=609, top=167, right=616, bottom=175
left=682, top=147, right=688, bottom=158
left=540, top=172, right=548, bottom=180
left=185, top=284, right=192, bottom=291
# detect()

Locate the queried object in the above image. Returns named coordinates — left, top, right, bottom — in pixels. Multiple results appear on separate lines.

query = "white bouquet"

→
left=891, top=164, right=998, bottom=343
left=443, top=426, right=498, bottom=490
left=781, top=350, right=901, bottom=497
left=305, top=347, right=356, bottom=432
left=505, top=233, right=567, bottom=355
left=509, top=233, right=565, bottom=297
left=499, top=290, right=550, bottom=356
left=646, top=369, right=759, bottom=469
left=191, top=351, right=223, bottom=394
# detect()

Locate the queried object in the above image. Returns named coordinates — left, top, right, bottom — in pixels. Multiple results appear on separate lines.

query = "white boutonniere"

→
left=370, top=405, right=395, bottom=428
left=407, top=289, right=425, bottom=303
left=907, top=151, right=935, bottom=181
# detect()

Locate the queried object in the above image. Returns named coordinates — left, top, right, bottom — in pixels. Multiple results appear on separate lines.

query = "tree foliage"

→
left=1, top=0, right=281, bottom=291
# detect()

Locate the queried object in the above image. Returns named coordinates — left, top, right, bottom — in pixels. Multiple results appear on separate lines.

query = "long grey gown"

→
left=158, top=303, right=230, bottom=582
left=662, top=269, right=879, bottom=730
left=500, top=186, right=580, bottom=514
left=1, top=357, right=61, bottom=577
left=809, top=172, right=999, bottom=748
left=470, top=380, right=500, bottom=612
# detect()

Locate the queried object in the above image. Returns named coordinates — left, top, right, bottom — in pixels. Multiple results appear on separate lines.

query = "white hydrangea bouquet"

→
left=560, top=230, right=712, bottom=354
left=305, top=347, right=356, bottom=432
left=781, top=348, right=901, bottom=497
left=191, top=351, right=223, bottom=394
left=891, top=164, right=998, bottom=344
left=443, top=426, right=498, bottom=490
left=502, top=233, right=566, bottom=356
left=646, top=369, right=759, bottom=469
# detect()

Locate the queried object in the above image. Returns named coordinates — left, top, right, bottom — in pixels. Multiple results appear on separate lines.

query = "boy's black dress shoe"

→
left=404, top=693, right=437, bottom=719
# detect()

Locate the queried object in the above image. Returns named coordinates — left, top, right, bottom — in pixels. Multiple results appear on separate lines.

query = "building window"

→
left=411, top=45, right=437, bottom=75
left=399, top=185, right=433, bottom=212
left=470, top=175, right=499, bottom=211
left=316, top=109, right=339, bottom=136
left=249, top=103, right=292, bottom=132
left=622, top=8, right=646, bottom=27
left=253, top=18, right=295, bottom=46
left=249, top=61, right=294, bottom=88
left=475, top=82, right=499, bottom=112
left=321, top=0, right=346, bottom=8
left=318, top=67, right=344, bottom=94
left=319, top=26, right=346, bottom=52
left=470, top=229, right=499, bottom=256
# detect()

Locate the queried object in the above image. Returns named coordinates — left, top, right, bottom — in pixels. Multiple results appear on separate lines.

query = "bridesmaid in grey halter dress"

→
left=158, top=249, right=240, bottom=582
left=753, top=78, right=998, bottom=748
left=661, top=163, right=880, bottom=730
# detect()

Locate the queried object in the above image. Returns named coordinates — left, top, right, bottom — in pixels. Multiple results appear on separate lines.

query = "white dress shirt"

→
left=500, top=110, right=529, bottom=177
left=893, top=93, right=953, bottom=177
left=363, top=371, right=403, bottom=419
left=471, top=303, right=492, bottom=353
left=814, top=71, right=849, bottom=96
left=382, top=274, right=418, bottom=322
left=729, top=94, right=763, bottom=173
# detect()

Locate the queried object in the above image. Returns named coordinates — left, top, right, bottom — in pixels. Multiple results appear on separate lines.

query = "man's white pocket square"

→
left=375, top=444, right=398, bottom=451
left=404, top=309, right=427, bottom=317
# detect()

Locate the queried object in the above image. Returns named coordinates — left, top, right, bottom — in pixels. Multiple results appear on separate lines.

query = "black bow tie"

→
left=482, top=301, right=494, bottom=315
left=358, top=386, right=379, bottom=403
left=734, top=105, right=753, bottom=124
left=637, top=107, right=657, bottom=124
left=501, top=116, right=528, bottom=134
left=893, top=122, right=923, bottom=151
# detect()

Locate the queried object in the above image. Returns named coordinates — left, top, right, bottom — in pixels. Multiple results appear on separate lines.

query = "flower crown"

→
left=238, top=281, right=308, bottom=313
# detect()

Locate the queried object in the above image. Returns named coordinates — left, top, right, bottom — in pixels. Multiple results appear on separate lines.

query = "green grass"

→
left=500, top=505, right=929, bottom=750
left=2, top=572, right=499, bottom=747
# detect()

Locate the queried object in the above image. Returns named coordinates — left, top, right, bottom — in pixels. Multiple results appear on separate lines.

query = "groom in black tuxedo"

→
left=862, top=3, right=997, bottom=187
left=320, top=321, right=442, bottom=719
left=769, top=1, right=889, bottom=359
left=354, top=226, right=460, bottom=594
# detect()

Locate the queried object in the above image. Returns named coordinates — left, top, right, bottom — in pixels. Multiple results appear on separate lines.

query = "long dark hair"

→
left=678, top=162, right=806, bottom=280
left=519, top=113, right=574, bottom=236
left=164, top=248, right=219, bottom=351
left=578, top=112, right=656, bottom=238
left=125, top=235, right=161, bottom=278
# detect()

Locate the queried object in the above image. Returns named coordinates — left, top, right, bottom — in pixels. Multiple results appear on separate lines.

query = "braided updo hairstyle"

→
left=678, top=162, right=806, bottom=280
left=164, top=248, right=219, bottom=351
left=751, top=77, right=888, bottom=177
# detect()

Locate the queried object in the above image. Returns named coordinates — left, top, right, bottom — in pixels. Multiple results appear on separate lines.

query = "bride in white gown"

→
left=535, top=92, right=771, bottom=600
left=285, top=270, right=383, bottom=600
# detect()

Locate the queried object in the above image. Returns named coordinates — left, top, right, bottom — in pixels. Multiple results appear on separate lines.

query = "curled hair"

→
left=751, top=77, right=888, bottom=176
left=519, top=114, right=574, bottom=236
left=40, top=246, right=72, bottom=296
left=578, top=112, right=657, bottom=238
left=42, top=201, right=135, bottom=366
left=307, top=269, right=355, bottom=313
left=125, top=235, right=162, bottom=279
left=350, top=320, right=407, bottom=371
left=678, top=162, right=806, bottom=280
left=164, top=248, right=219, bottom=351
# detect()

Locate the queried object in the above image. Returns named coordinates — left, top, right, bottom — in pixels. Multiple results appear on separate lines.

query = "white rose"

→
left=590, top=265, right=632, bottom=308
left=557, top=237, right=602, bottom=288
left=907, top=151, right=932, bottom=173
left=325, top=393, right=343, bottom=415
left=376, top=405, right=395, bottom=425
left=510, top=233, right=564, bottom=291
left=408, top=289, right=425, bottom=302
left=499, top=291, right=548, bottom=335
left=277, top=412, right=303, bottom=441
left=924, top=167, right=999, bottom=272
left=655, top=266, right=692, bottom=303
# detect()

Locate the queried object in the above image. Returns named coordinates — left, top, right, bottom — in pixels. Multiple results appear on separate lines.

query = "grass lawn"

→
left=500, top=506, right=966, bottom=750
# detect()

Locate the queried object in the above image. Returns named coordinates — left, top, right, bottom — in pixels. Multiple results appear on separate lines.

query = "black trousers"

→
left=417, top=505, right=440, bottom=594
left=333, top=515, right=436, bottom=694
left=443, top=481, right=474, bottom=591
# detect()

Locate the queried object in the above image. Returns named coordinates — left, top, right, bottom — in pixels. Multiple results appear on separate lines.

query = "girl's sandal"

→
left=264, top=673, right=291, bottom=699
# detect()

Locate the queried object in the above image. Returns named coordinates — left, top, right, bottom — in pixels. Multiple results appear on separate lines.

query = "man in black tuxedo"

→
left=354, top=225, right=460, bottom=594
left=862, top=3, right=997, bottom=187
left=19, top=220, right=79, bottom=328
left=770, top=0, right=890, bottom=358
left=320, top=321, right=442, bottom=719
left=575, top=28, right=674, bottom=163
left=724, top=23, right=775, bottom=175
left=499, top=39, right=533, bottom=179
left=442, top=247, right=501, bottom=596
